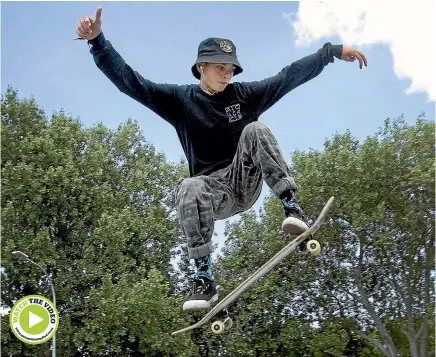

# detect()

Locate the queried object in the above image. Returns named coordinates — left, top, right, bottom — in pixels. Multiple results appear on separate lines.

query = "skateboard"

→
left=171, top=196, right=334, bottom=336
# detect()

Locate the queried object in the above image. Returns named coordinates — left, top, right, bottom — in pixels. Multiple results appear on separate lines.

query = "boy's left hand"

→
left=342, top=46, right=368, bottom=69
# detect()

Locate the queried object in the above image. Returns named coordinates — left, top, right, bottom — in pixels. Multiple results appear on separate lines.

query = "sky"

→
left=2, top=1, right=435, bottom=263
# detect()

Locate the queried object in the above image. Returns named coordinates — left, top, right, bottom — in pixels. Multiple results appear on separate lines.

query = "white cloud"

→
left=283, top=0, right=436, bottom=101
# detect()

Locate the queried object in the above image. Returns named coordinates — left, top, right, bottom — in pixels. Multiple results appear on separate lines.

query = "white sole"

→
left=282, top=217, right=309, bottom=235
left=182, top=285, right=220, bottom=311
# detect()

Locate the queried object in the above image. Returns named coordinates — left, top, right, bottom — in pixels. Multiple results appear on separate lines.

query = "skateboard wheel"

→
left=223, top=317, right=233, bottom=330
left=211, top=320, right=225, bottom=334
left=307, top=240, right=321, bottom=256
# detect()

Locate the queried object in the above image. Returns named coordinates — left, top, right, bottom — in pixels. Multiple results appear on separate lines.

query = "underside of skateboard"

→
left=209, top=237, right=322, bottom=335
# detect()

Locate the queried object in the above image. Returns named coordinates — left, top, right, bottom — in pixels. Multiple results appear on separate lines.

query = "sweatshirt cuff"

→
left=88, top=32, right=107, bottom=51
left=332, top=44, right=343, bottom=60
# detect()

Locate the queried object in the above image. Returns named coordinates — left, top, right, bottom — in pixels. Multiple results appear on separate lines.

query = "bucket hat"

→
left=191, top=37, right=243, bottom=79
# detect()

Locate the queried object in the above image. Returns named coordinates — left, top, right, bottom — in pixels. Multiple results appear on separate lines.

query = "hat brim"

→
left=191, top=55, right=243, bottom=80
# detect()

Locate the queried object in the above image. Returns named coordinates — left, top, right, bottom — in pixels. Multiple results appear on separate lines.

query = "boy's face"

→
left=200, top=63, right=236, bottom=92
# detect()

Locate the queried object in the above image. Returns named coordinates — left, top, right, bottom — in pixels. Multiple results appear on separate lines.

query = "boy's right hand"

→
left=75, top=7, right=103, bottom=40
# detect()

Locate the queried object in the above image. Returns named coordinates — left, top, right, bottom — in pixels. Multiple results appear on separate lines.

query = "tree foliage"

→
left=1, top=87, right=194, bottom=356
left=213, top=113, right=434, bottom=356
left=1, top=87, right=434, bottom=356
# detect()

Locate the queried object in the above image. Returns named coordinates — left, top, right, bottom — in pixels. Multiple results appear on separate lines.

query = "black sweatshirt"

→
left=89, top=33, right=342, bottom=177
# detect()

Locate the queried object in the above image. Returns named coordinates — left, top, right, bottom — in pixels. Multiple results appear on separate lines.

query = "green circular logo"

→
left=9, top=295, right=59, bottom=345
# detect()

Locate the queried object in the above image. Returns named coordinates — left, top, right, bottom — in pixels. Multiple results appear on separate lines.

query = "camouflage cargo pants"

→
left=175, top=121, right=297, bottom=260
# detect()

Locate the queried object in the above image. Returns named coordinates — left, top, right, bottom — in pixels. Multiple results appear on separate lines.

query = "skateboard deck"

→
left=171, top=196, right=334, bottom=336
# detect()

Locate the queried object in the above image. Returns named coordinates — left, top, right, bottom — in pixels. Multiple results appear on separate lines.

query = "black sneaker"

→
left=280, top=192, right=312, bottom=251
left=182, top=276, right=220, bottom=311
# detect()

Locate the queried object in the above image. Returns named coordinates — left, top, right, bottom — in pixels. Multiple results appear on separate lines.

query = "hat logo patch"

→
left=220, top=41, right=232, bottom=53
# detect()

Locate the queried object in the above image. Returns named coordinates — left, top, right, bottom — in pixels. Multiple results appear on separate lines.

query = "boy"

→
left=76, top=7, right=367, bottom=311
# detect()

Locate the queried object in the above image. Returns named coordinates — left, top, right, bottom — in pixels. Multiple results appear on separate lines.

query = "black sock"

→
left=280, top=189, right=295, bottom=201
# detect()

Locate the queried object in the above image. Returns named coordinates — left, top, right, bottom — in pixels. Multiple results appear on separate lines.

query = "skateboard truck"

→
left=210, top=307, right=233, bottom=335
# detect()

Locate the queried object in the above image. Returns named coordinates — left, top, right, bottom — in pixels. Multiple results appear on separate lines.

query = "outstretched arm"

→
left=89, top=32, right=181, bottom=124
left=241, top=42, right=367, bottom=115
left=76, top=8, right=181, bottom=125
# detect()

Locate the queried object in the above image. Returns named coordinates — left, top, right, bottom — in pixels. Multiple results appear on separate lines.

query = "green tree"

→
left=213, top=114, right=434, bottom=356
left=288, top=114, right=434, bottom=357
left=1, top=87, right=195, bottom=356
left=3, top=87, right=433, bottom=356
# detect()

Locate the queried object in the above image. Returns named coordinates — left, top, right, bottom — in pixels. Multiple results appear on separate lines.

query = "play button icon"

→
left=20, top=304, right=49, bottom=334
left=29, top=311, right=44, bottom=328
